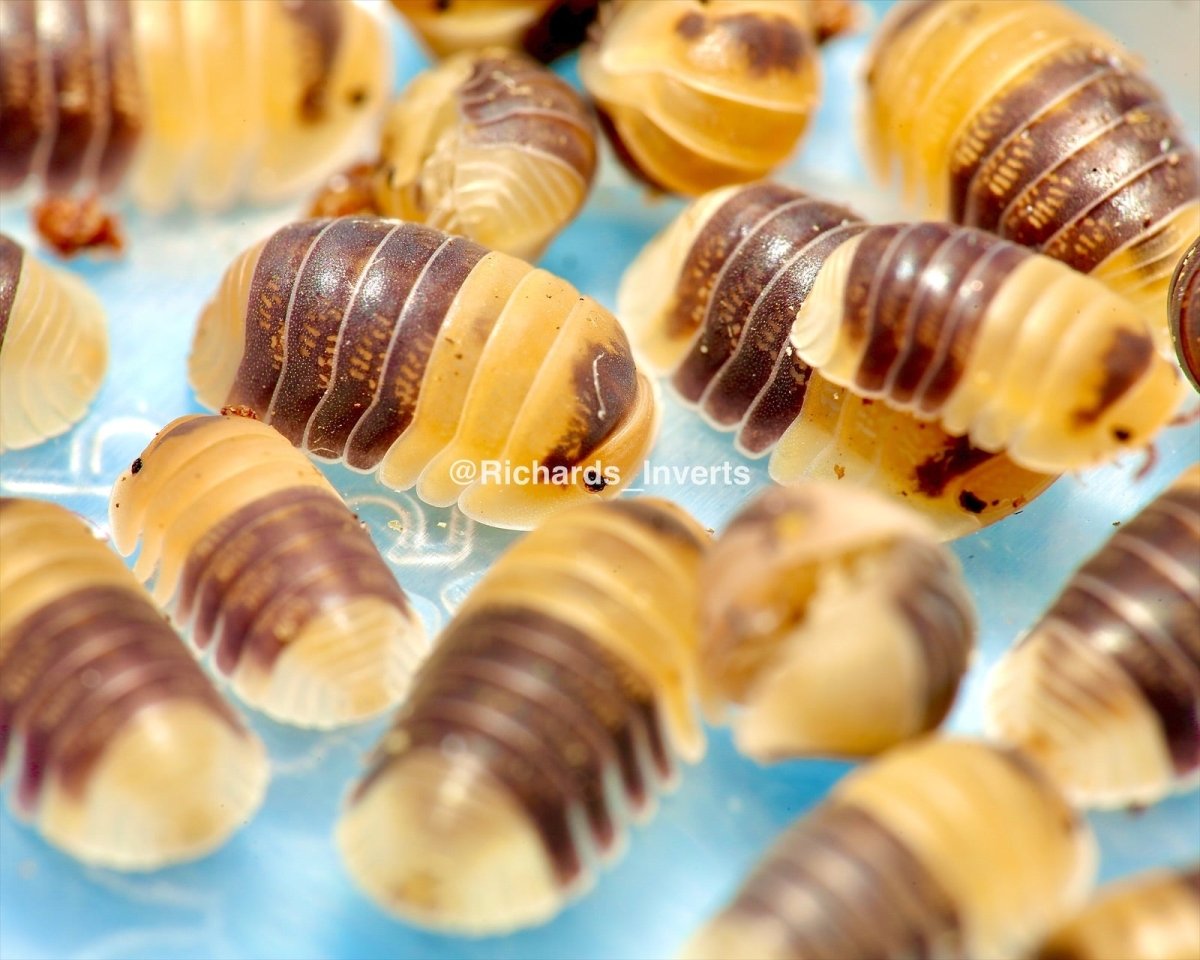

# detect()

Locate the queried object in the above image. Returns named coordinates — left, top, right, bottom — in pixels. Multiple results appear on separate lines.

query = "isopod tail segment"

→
left=680, top=738, right=1097, bottom=960
left=188, top=217, right=660, bottom=531
left=791, top=222, right=1187, bottom=474
left=337, top=497, right=709, bottom=935
left=1034, top=864, right=1200, bottom=960
left=0, top=233, right=108, bottom=452
left=109, top=414, right=427, bottom=729
left=985, top=464, right=1200, bottom=809
left=0, top=497, right=268, bottom=870
left=1169, top=235, right=1200, bottom=392
left=861, top=0, right=1200, bottom=354
left=618, top=181, right=1057, bottom=540
left=700, top=484, right=976, bottom=761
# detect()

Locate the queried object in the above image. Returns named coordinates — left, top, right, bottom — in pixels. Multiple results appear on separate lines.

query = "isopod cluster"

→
left=0, top=0, right=388, bottom=215
left=700, top=483, right=975, bottom=761
left=389, top=0, right=598, bottom=63
left=0, top=497, right=268, bottom=870
left=862, top=0, right=1200, bottom=348
left=0, top=233, right=108, bottom=452
left=189, top=217, right=659, bottom=530
left=337, top=497, right=708, bottom=934
left=986, top=464, right=1200, bottom=808
left=346, top=48, right=598, bottom=259
left=682, top=738, right=1096, bottom=960
left=109, top=414, right=426, bottom=729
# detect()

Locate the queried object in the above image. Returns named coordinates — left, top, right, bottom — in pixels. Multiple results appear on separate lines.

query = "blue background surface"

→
left=1, top=2, right=1198, bottom=958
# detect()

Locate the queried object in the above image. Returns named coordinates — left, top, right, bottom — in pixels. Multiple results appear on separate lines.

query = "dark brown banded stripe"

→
left=93, top=0, right=141, bottom=193
left=1169, top=237, right=1200, bottom=392
left=174, top=486, right=411, bottom=675
left=603, top=499, right=707, bottom=554
left=519, top=0, right=599, bottom=64
left=673, top=196, right=862, bottom=405
left=1038, top=484, right=1200, bottom=775
left=0, top=234, right=23, bottom=350
left=544, top=342, right=639, bottom=471
left=459, top=54, right=596, bottom=182
left=280, top=0, right=345, bottom=123
left=738, top=346, right=814, bottom=456
left=719, top=802, right=963, bottom=959
left=358, top=604, right=671, bottom=885
left=41, top=0, right=98, bottom=193
left=1, top=585, right=242, bottom=812
left=0, top=0, right=46, bottom=190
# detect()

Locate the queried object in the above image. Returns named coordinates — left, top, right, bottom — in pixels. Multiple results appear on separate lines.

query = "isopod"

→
left=337, top=497, right=708, bottom=934
left=109, top=414, right=426, bottom=729
left=0, top=0, right=389, bottom=215
left=861, top=0, right=1200, bottom=350
left=0, top=233, right=107, bottom=452
left=389, top=0, right=599, bottom=63
left=0, top=497, right=268, bottom=870
left=189, top=217, right=659, bottom=530
left=340, top=49, right=598, bottom=260
left=1035, top=864, right=1200, bottom=960
left=701, top=484, right=975, bottom=761
left=985, top=464, right=1200, bottom=809
left=1169, top=236, right=1199, bottom=392
left=618, top=182, right=1057, bottom=538
left=579, top=0, right=823, bottom=195
left=791, top=221, right=1185, bottom=473
left=682, top=738, right=1096, bottom=960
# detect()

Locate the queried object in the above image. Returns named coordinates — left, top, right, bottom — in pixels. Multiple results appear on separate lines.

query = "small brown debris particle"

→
left=130, top=457, right=143, bottom=475
left=32, top=195, right=125, bottom=257
left=220, top=405, right=260, bottom=420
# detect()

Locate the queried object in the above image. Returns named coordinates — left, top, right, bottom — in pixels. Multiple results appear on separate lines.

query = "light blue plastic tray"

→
left=1, top=3, right=1198, bottom=958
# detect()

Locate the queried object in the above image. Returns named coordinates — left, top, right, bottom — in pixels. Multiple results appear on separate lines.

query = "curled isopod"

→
left=700, top=484, right=975, bottom=761
left=0, top=497, right=268, bottom=870
left=0, top=233, right=107, bottom=451
left=1035, top=864, right=1200, bottom=960
left=340, top=49, right=598, bottom=260
left=0, top=0, right=388, bottom=218
left=682, top=738, right=1096, bottom=960
left=579, top=0, right=823, bottom=195
left=337, top=497, right=709, bottom=934
left=791, top=222, right=1186, bottom=473
left=1169, top=236, right=1200, bottom=392
left=109, top=414, right=426, bottom=729
left=189, top=217, right=659, bottom=530
left=985, top=464, right=1200, bottom=809
left=619, top=181, right=1057, bottom=538
left=861, top=0, right=1200, bottom=350
left=389, top=0, right=599, bottom=62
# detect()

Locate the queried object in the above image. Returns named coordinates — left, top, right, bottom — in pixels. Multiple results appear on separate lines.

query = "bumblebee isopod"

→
left=701, top=484, right=975, bottom=761
left=337, top=497, right=708, bottom=934
left=388, top=0, right=599, bottom=63
left=109, top=414, right=426, bottom=729
left=1169, top=236, right=1200, bottom=392
left=0, top=0, right=388, bottom=216
left=0, top=233, right=107, bottom=451
left=861, top=0, right=1200, bottom=350
left=0, top=497, right=268, bottom=870
left=791, top=221, right=1185, bottom=473
left=985, top=464, right=1200, bottom=809
left=579, top=1, right=824, bottom=195
left=619, top=182, right=1057, bottom=538
left=189, top=217, right=660, bottom=530
left=1034, top=864, right=1200, bottom=960
left=319, top=49, right=598, bottom=260
left=681, top=738, right=1096, bottom=960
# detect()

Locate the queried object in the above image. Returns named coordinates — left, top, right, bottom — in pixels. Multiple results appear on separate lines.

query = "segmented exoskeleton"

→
left=681, top=739, right=1096, bottom=960
left=579, top=1, right=824, bottom=195
left=1035, top=865, right=1200, bottom=960
left=986, top=464, right=1200, bottom=809
left=862, top=0, right=1200, bottom=351
left=368, top=49, right=598, bottom=260
left=0, top=233, right=107, bottom=451
left=0, top=497, right=268, bottom=870
left=701, top=484, right=975, bottom=761
left=389, top=0, right=599, bottom=63
left=109, top=414, right=426, bottom=729
left=337, top=498, right=708, bottom=935
left=619, top=182, right=1057, bottom=539
left=190, top=217, right=659, bottom=530
left=0, top=0, right=388, bottom=213
left=791, top=222, right=1185, bottom=473
left=1170, top=236, right=1200, bottom=392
